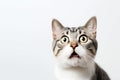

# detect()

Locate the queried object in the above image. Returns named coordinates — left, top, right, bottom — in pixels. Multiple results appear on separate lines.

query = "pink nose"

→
left=70, top=41, right=78, bottom=49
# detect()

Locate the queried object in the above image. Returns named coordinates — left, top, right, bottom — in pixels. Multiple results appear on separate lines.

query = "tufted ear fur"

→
left=52, top=19, right=64, bottom=39
left=85, top=16, right=97, bottom=38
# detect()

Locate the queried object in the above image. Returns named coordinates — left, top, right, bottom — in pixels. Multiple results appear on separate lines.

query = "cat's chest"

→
left=56, top=72, right=90, bottom=80
left=55, top=66, right=93, bottom=80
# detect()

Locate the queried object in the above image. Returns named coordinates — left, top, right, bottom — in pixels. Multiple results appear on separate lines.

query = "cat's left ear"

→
left=52, top=19, right=64, bottom=39
left=85, top=16, right=97, bottom=38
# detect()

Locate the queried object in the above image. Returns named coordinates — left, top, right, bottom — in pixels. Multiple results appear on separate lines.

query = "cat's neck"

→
left=55, top=62, right=95, bottom=80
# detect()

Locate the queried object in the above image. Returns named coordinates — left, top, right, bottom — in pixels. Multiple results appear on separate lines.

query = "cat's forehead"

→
left=60, top=27, right=85, bottom=40
left=63, top=27, right=84, bottom=34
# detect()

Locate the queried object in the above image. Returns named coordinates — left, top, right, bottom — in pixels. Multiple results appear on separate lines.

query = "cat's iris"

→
left=61, top=36, right=69, bottom=44
left=79, top=35, right=88, bottom=43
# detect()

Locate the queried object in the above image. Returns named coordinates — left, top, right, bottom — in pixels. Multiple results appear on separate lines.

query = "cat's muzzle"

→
left=69, top=51, right=81, bottom=59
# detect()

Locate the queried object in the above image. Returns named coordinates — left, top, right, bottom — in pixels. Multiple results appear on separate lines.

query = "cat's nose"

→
left=70, top=41, right=78, bottom=49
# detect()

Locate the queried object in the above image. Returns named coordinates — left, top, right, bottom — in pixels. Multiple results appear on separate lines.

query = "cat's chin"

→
left=69, top=58, right=81, bottom=67
left=67, top=56, right=90, bottom=68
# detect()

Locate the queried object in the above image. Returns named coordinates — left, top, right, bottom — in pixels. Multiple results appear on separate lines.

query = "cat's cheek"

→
left=60, top=44, right=73, bottom=57
left=56, top=44, right=73, bottom=66
left=75, top=45, right=87, bottom=56
left=72, top=46, right=89, bottom=67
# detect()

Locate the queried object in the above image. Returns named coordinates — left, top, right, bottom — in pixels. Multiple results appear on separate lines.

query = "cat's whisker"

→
left=52, top=17, right=110, bottom=80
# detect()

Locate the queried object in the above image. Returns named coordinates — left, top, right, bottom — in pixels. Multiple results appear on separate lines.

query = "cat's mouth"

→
left=69, top=51, right=81, bottom=59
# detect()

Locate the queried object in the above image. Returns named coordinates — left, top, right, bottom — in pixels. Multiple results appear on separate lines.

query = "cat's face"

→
left=52, top=17, right=97, bottom=68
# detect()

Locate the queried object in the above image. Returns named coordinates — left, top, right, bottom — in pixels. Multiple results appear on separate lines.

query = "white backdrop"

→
left=0, top=0, right=120, bottom=80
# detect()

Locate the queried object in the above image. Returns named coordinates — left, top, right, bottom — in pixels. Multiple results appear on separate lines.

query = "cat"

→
left=51, top=16, right=110, bottom=80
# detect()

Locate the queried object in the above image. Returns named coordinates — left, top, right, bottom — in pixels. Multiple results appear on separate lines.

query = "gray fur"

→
left=51, top=17, right=110, bottom=80
left=52, top=26, right=97, bottom=57
left=91, top=64, right=110, bottom=80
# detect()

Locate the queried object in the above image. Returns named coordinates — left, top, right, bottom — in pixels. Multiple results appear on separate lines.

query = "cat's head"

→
left=51, top=17, right=97, bottom=68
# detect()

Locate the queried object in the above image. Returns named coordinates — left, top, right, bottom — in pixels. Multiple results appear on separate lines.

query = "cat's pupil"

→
left=63, top=38, right=67, bottom=42
left=79, top=35, right=88, bottom=43
left=61, top=36, right=69, bottom=43
left=82, top=37, right=85, bottom=41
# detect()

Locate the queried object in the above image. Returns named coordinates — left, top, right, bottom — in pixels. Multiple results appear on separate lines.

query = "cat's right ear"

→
left=52, top=19, right=64, bottom=39
left=84, top=16, right=97, bottom=38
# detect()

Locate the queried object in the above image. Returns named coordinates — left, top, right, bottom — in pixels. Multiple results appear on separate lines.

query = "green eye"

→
left=79, top=35, right=88, bottom=43
left=61, top=36, right=69, bottom=43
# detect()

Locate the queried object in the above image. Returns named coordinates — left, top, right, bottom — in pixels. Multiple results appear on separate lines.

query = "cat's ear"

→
left=52, top=19, right=64, bottom=39
left=85, top=16, right=97, bottom=38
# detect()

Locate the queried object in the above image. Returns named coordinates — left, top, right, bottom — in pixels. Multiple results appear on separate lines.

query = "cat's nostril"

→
left=70, top=41, right=78, bottom=49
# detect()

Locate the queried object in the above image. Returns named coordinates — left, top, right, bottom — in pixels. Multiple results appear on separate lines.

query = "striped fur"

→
left=52, top=26, right=97, bottom=57
left=52, top=17, right=110, bottom=80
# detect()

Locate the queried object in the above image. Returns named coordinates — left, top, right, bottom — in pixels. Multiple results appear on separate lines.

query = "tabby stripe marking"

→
left=53, top=40, right=59, bottom=51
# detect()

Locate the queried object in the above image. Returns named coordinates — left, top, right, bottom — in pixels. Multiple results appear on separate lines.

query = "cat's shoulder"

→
left=91, top=63, right=110, bottom=80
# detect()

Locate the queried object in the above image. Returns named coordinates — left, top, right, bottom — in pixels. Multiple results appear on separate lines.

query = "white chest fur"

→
left=55, top=64, right=95, bottom=80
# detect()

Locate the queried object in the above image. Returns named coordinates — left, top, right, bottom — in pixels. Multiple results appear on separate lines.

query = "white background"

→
left=0, top=0, right=120, bottom=80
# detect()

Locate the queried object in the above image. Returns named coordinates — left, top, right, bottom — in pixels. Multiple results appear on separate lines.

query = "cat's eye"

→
left=79, top=35, right=88, bottom=43
left=61, top=36, right=69, bottom=44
